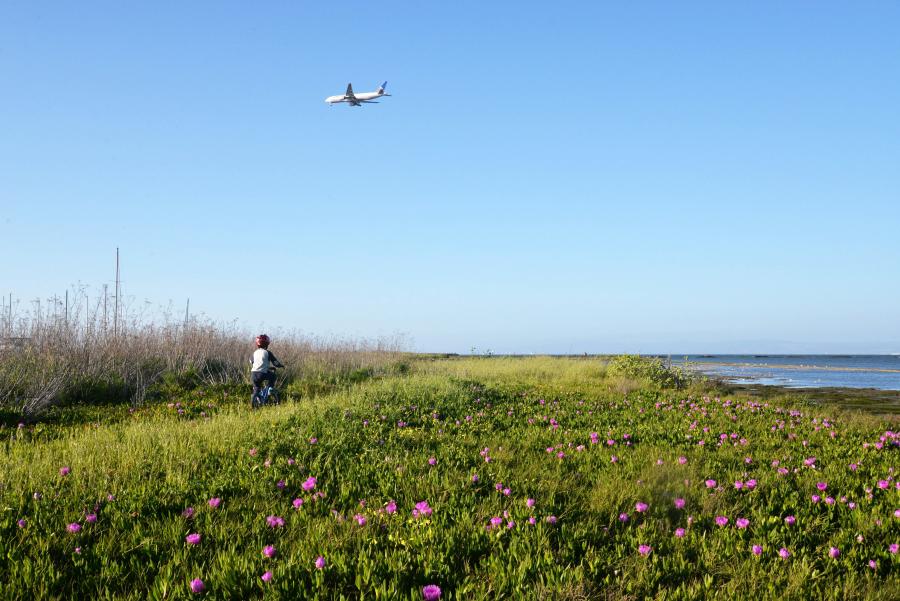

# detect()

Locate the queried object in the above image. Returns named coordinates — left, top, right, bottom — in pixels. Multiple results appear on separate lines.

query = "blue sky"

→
left=2, top=1, right=899, bottom=353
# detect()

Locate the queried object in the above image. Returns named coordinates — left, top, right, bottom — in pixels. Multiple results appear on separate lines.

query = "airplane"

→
left=325, top=81, right=391, bottom=106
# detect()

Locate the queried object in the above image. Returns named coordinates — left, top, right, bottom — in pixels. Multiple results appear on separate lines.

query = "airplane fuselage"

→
left=325, top=91, right=384, bottom=104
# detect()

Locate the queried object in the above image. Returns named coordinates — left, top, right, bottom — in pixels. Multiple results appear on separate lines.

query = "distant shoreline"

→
left=682, top=361, right=900, bottom=374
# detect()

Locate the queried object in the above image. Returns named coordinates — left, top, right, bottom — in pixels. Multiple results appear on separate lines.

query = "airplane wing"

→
left=344, top=83, right=356, bottom=99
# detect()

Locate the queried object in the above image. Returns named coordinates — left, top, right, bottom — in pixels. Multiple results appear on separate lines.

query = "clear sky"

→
left=2, top=1, right=899, bottom=354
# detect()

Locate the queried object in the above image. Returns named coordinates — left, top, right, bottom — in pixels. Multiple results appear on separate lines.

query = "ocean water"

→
left=669, top=355, right=900, bottom=390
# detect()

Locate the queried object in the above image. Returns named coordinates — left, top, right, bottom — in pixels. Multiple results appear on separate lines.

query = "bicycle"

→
left=251, top=370, right=281, bottom=409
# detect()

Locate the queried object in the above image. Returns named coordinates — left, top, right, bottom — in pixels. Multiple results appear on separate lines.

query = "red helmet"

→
left=255, top=334, right=270, bottom=348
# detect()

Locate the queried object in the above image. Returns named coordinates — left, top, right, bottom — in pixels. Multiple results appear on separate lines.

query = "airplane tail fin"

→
left=378, top=81, right=388, bottom=95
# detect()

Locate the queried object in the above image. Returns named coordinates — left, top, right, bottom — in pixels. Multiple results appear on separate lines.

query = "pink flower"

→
left=276, top=480, right=286, bottom=490
left=811, top=495, right=821, bottom=503
left=619, top=513, right=629, bottom=522
left=315, top=556, right=326, bottom=569
left=816, top=482, right=828, bottom=491
left=869, top=559, right=877, bottom=569
left=423, top=584, right=442, bottom=600
left=734, top=481, right=744, bottom=490
left=878, top=480, right=890, bottom=490
left=736, top=518, right=750, bottom=529
left=208, top=498, right=221, bottom=509
left=85, top=513, right=97, bottom=524
left=674, top=527, right=685, bottom=537
left=752, top=545, right=763, bottom=556
left=526, top=498, right=535, bottom=508
left=715, top=516, right=729, bottom=527
left=546, top=515, right=558, bottom=524
left=674, top=498, right=686, bottom=509
left=59, top=467, right=71, bottom=476
left=428, top=457, right=436, bottom=466
left=301, top=477, right=317, bottom=492
left=17, top=518, right=26, bottom=528
left=186, top=533, right=201, bottom=545
left=182, top=507, right=195, bottom=519
left=678, top=456, right=687, bottom=465
left=828, top=547, right=840, bottom=559
left=266, top=515, right=285, bottom=528
left=746, top=479, right=757, bottom=489
left=610, top=455, right=618, bottom=463
left=354, top=513, right=367, bottom=526
left=412, top=501, right=432, bottom=518
left=190, top=578, right=204, bottom=593
left=890, top=544, right=899, bottom=554
left=263, top=545, right=276, bottom=558
left=784, top=515, right=796, bottom=526
left=635, top=502, right=648, bottom=513
left=638, top=544, right=652, bottom=556
left=67, top=522, right=81, bottom=533
left=293, top=498, right=304, bottom=510
left=705, top=479, right=717, bottom=488
left=471, top=474, right=479, bottom=483
left=249, top=448, right=258, bottom=456
left=779, top=547, right=791, bottom=560
left=261, top=571, right=273, bottom=583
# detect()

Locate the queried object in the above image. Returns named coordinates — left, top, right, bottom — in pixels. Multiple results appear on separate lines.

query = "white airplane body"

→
left=325, top=81, right=390, bottom=106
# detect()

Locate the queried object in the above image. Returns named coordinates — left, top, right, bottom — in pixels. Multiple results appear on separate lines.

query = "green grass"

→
left=1, top=357, right=898, bottom=599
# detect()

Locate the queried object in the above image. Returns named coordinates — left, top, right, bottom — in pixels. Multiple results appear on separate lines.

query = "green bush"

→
left=606, top=355, right=690, bottom=389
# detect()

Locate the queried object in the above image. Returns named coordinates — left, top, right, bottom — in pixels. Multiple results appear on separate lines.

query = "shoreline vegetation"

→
left=1, top=354, right=898, bottom=599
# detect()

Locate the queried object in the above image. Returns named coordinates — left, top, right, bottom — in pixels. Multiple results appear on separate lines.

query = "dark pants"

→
left=251, top=371, right=276, bottom=402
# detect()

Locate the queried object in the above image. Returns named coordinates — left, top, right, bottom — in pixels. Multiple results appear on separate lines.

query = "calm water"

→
left=668, top=355, right=900, bottom=390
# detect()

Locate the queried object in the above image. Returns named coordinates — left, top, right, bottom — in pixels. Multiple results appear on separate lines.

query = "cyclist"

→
left=250, top=334, right=284, bottom=408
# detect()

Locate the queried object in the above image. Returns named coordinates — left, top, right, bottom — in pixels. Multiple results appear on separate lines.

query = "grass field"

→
left=1, top=356, right=898, bottom=599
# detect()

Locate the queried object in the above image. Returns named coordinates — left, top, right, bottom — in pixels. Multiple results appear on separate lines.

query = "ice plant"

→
left=705, top=479, right=717, bottom=488
left=315, top=556, right=326, bottom=569
left=638, top=544, right=652, bottom=556
left=674, top=498, right=686, bottom=509
left=182, top=507, right=195, bottom=519
left=261, top=571, right=273, bottom=583
left=266, top=515, right=285, bottom=528
left=423, top=584, right=442, bottom=600
left=828, top=547, right=840, bottom=559
left=385, top=500, right=397, bottom=514
left=302, top=476, right=317, bottom=492
left=67, top=522, right=81, bottom=534
left=752, top=545, right=763, bottom=556
left=208, top=498, right=221, bottom=509
left=526, top=498, right=535, bottom=508
left=263, top=545, right=276, bottom=558
left=779, top=547, right=791, bottom=560
left=784, top=515, right=796, bottom=526
left=412, top=501, right=433, bottom=518
left=186, top=533, right=201, bottom=545
left=60, top=467, right=71, bottom=476
left=675, top=528, right=685, bottom=537
left=190, top=578, right=204, bottom=593
left=715, top=516, right=729, bottom=527
left=293, top=498, right=304, bottom=510
left=635, top=502, right=648, bottom=513
left=736, top=518, right=750, bottom=529
left=85, top=513, right=97, bottom=524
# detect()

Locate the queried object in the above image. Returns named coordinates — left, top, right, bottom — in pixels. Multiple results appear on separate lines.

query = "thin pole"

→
left=114, top=247, right=120, bottom=338
left=184, top=298, right=190, bottom=330
left=65, top=290, right=69, bottom=327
